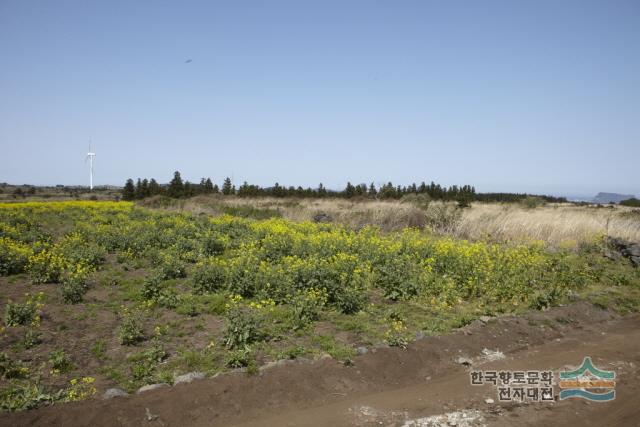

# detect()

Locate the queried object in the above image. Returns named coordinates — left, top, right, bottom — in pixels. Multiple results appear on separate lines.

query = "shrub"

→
left=333, top=284, right=366, bottom=314
left=176, top=294, right=199, bottom=316
left=202, top=235, right=225, bottom=256
left=226, top=256, right=259, bottom=297
left=157, top=255, right=187, bottom=280
left=225, top=347, right=253, bottom=368
left=521, top=196, right=546, bottom=209
left=0, top=237, right=32, bottom=276
left=141, top=274, right=178, bottom=308
left=0, top=353, right=29, bottom=379
left=27, top=250, right=66, bottom=284
left=22, top=329, right=42, bottom=349
left=531, top=285, right=568, bottom=310
left=192, top=260, right=226, bottom=294
left=61, top=377, right=97, bottom=402
left=49, top=349, right=74, bottom=374
left=385, top=320, right=410, bottom=348
left=223, top=306, right=264, bottom=349
left=60, top=272, right=89, bottom=304
left=129, top=343, right=167, bottom=382
left=291, top=288, right=327, bottom=329
left=375, top=255, right=425, bottom=301
left=58, top=234, right=106, bottom=269
left=4, top=293, right=44, bottom=327
left=119, top=309, right=145, bottom=345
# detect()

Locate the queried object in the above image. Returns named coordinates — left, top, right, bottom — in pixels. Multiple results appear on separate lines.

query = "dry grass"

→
left=456, top=203, right=640, bottom=245
left=141, top=195, right=640, bottom=246
left=179, top=195, right=428, bottom=231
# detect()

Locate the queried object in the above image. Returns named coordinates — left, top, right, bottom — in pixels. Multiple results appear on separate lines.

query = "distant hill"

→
left=593, top=192, right=635, bottom=204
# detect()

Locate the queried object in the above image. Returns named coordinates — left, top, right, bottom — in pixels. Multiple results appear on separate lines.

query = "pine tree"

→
left=272, top=182, right=283, bottom=197
left=222, top=177, right=233, bottom=195
left=238, top=181, right=250, bottom=197
left=344, top=182, right=356, bottom=198
left=135, top=178, right=143, bottom=199
left=379, top=182, right=396, bottom=199
left=167, top=171, right=184, bottom=198
left=204, top=178, right=214, bottom=193
left=368, top=182, right=377, bottom=198
left=141, top=179, right=149, bottom=198
left=149, top=178, right=160, bottom=195
left=317, top=183, right=327, bottom=197
left=184, top=181, right=193, bottom=197
left=122, top=179, right=135, bottom=201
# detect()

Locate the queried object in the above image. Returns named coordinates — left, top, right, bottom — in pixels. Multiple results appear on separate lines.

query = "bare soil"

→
left=2, top=301, right=639, bottom=427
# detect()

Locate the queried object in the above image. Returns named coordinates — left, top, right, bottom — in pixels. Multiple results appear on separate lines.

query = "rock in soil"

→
left=173, top=371, right=205, bottom=385
left=102, top=388, right=129, bottom=399
left=356, top=346, right=369, bottom=355
left=137, top=383, right=170, bottom=394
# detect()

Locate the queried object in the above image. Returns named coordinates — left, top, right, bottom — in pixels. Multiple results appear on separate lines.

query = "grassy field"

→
left=1, top=200, right=639, bottom=412
left=140, top=195, right=640, bottom=245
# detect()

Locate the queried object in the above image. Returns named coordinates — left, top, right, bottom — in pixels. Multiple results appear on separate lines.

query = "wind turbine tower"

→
left=86, top=142, right=96, bottom=190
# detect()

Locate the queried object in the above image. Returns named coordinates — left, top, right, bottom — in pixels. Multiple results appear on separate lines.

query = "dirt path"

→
left=3, top=302, right=639, bottom=427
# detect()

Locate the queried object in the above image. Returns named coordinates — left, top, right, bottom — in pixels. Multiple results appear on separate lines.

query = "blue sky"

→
left=1, top=0, right=638, bottom=197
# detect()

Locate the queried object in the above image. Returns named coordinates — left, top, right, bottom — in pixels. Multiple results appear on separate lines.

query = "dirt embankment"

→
left=2, top=302, right=639, bottom=427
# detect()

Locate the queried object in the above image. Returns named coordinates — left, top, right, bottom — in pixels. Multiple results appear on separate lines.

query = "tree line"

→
left=121, top=171, right=566, bottom=203
left=620, top=198, right=640, bottom=207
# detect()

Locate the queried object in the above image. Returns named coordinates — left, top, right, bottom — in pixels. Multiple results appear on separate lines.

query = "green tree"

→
left=140, top=179, right=149, bottom=198
left=203, top=178, right=214, bottom=193
left=317, top=183, right=327, bottom=197
left=167, top=171, right=184, bottom=198
left=222, top=177, right=233, bottom=195
left=148, top=178, right=161, bottom=195
left=134, top=178, right=143, bottom=199
left=344, top=182, right=356, bottom=198
left=368, top=182, right=378, bottom=198
left=122, top=179, right=135, bottom=201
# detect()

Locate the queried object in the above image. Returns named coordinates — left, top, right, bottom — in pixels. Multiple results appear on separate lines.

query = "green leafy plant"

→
left=0, top=352, right=29, bottom=379
left=60, top=272, right=89, bottom=304
left=0, top=381, right=55, bottom=412
left=27, top=249, right=66, bottom=284
left=157, top=254, right=187, bottom=280
left=291, top=288, right=327, bottom=329
left=223, top=306, right=264, bottom=349
left=141, top=274, right=178, bottom=308
left=225, top=347, right=253, bottom=368
left=119, top=308, right=145, bottom=346
left=49, top=349, right=74, bottom=374
left=129, top=343, right=167, bottom=382
left=192, top=260, right=226, bottom=294
left=4, top=293, right=44, bottom=327
left=385, top=320, right=410, bottom=348
left=0, top=237, right=32, bottom=276
left=22, top=329, right=42, bottom=349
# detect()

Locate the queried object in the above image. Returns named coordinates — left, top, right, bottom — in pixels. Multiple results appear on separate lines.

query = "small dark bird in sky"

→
left=185, top=59, right=192, bottom=64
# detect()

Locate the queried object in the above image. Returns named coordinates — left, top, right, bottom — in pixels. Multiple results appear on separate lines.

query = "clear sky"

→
left=1, top=0, right=638, bottom=197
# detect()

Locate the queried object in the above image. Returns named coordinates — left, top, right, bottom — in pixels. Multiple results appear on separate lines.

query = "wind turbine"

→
left=86, top=141, right=96, bottom=190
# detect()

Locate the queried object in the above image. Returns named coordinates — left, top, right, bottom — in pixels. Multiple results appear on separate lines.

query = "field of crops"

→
left=1, top=201, right=638, bottom=411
